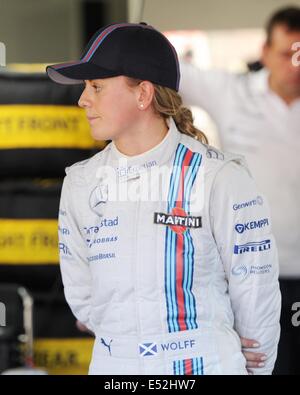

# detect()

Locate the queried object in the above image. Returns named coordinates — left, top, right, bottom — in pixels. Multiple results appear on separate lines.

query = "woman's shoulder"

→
left=179, top=134, right=254, bottom=198
left=64, top=142, right=112, bottom=185
left=180, top=133, right=245, bottom=169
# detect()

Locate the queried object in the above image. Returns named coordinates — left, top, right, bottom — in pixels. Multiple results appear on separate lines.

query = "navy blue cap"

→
left=46, top=22, right=180, bottom=91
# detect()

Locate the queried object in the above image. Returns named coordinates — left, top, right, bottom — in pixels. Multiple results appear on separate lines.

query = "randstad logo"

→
left=84, top=217, right=119, bottom=235
left=235, top=218, right=269, bottom=234
left=0, top=302, right=6, bottom=326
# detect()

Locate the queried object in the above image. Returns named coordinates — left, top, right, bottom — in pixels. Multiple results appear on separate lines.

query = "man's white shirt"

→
left=180, top=62, right=300, bottom=277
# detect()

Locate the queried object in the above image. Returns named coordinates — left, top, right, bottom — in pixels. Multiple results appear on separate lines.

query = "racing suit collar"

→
left=110, top=117, right=181, bottom=169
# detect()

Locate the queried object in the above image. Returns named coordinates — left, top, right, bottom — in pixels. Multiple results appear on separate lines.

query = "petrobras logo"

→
left=87, top=252, right=116, bottom=263
left=232, top=264, right=272, bottom=277
left=235, top=218, right=269, bottom=234
left=233, top=196, right=263, bottom=211
left=84, top=217, right=119, bottom=235
left=234, top=239, right=271, bottom=254
left=154, top=208, right=202, bottom=234
left=139, top=339, right=196, bottom=357
left=86, top=235, right=118, bottom=248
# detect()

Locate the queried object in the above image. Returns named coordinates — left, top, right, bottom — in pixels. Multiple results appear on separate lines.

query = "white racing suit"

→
left=58, top=119, right=281, bottom=375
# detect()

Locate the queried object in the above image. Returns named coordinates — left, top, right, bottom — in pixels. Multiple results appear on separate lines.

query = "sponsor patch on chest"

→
left=154, top=207, right=202, bottom=234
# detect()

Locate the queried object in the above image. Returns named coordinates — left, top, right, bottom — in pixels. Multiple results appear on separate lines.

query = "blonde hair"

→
left=126, top=78, right=208, bottom=144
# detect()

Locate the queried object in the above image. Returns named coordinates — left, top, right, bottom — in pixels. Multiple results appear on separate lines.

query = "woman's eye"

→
left=93, top=85, right=101, bottom=92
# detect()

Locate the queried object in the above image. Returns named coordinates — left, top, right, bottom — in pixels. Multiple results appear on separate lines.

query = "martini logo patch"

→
left=154, top=207, right=202, bottom=234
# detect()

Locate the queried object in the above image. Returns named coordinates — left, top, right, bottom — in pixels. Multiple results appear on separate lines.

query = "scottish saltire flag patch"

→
left=139, top=342, right=158, bottom=357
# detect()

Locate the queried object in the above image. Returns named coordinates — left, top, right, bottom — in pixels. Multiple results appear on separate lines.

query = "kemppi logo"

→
left=0, top=302, right=6, bottom=326
left=0, top=42, right=6, bottom=67
left=235, top=218, right=269, bottom=234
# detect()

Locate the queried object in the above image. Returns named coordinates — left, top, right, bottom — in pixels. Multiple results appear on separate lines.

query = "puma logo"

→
left=101, top=338, right=113, bottom=356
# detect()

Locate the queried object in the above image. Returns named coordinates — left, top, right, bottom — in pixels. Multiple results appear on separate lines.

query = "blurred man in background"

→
left=180, top=6, right=300, bottom=374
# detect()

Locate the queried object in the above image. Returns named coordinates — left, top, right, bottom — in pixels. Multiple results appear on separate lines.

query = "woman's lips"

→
left=87, top=116, right=99, bottom=124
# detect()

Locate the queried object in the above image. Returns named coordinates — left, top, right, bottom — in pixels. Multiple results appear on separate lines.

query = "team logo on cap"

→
left=154, top=207, right=202, bottom=234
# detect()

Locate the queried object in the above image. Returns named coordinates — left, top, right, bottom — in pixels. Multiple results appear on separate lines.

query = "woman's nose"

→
left=78, top=90, right=91, bottom=108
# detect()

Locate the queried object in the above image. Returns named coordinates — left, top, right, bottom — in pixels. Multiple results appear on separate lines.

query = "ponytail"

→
left=126, top=78, right=208, bottom=144
left=152, top=85, right=208, bottom=144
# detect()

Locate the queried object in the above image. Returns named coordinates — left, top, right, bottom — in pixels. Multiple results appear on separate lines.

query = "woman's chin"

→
left=90, top=128, right=113, bottom=141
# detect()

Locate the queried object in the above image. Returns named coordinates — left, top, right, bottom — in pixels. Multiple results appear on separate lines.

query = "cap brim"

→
left=46, top=61, right=120, bottom=85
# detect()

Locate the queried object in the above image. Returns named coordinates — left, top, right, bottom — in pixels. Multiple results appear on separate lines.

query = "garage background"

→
left=0, top=0, right=299, bottom=375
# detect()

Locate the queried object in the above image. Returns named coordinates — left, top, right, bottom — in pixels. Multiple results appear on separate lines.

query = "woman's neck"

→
left=113, top=115, right=169, bottom=157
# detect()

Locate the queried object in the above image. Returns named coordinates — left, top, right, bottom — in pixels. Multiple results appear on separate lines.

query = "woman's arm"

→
left=58, top=176, right=94, bottom=332
left=210, top=159, right=281, bottom=375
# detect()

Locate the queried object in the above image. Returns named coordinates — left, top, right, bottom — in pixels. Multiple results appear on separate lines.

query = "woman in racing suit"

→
left=46, top=22, right=281, bottom=375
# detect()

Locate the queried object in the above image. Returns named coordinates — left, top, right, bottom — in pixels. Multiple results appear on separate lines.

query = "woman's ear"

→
left=136, top=81, right=155, bottom=110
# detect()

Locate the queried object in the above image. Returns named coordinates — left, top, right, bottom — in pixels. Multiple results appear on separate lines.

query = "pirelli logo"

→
left=154, top=212, right=202, bottom=229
